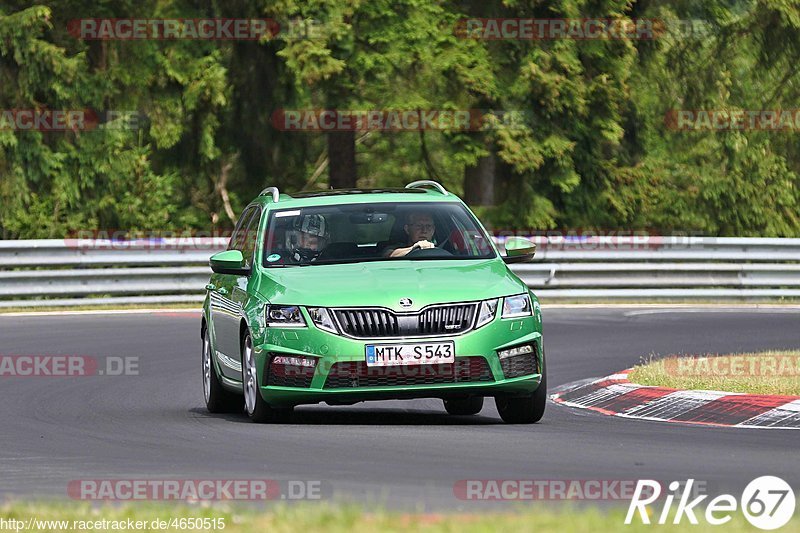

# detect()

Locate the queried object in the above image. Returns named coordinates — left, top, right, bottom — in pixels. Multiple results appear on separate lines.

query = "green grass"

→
left=2, top=501, right=798, bottom=532
left=628, top=351, right=800, bottom=395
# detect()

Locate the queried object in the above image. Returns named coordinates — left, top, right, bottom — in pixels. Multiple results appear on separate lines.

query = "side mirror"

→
left=502, top=237, right=536, bottom=264
left=209, top=250, right=250, bottom=275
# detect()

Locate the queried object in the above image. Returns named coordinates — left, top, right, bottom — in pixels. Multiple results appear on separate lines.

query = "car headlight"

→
left=502, top=294, right=532, bottom=318
left=266, top=305, right=306, bottom=327
left=307, top=307, right=338, bottom=333
left=475, top=299, right=498, bottom=328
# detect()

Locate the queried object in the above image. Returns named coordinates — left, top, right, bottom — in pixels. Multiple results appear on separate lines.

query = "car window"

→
left=240, top=207, right=261, bottom=269
left=228, top=207, right=255, bottom=252
left=443, top=208, right=494, bottom=257
left=262, top=202, right=496, bottom=266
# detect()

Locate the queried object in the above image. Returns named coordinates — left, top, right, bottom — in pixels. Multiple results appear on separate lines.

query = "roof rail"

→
left=259, top=187, right=280, bottom=203
left=405, top=180, right=448, bottom=195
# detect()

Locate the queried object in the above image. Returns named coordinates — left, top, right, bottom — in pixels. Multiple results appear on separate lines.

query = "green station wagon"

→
left=201, top=181, right=545, bottom=423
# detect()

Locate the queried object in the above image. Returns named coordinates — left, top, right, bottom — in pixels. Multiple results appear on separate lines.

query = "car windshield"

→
left=262, top=201, right=496, bottom=266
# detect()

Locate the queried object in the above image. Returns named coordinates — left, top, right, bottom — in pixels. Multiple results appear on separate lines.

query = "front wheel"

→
left=242, top=331, right=293, bottom=423
left=495, top=372, right=547, bottom=424
left=443, top=396, right=484, bottom=415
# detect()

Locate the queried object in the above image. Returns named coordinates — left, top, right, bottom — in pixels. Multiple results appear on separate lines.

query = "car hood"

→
left=254, top=259, right=526, bottom=311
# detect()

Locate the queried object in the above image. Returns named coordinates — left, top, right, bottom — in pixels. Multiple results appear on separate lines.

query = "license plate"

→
left=365, top=342, right=455, bottom=367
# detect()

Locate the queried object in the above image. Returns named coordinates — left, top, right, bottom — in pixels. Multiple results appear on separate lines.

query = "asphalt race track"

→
left=1, top=307, right=798, bottom=510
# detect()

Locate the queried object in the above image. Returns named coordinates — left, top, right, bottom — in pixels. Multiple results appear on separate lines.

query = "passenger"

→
left=289, top=214, right=329, bottom=263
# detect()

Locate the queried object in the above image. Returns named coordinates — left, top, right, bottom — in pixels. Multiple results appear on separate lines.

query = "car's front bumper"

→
left=252, top=314, right=543, bottom=407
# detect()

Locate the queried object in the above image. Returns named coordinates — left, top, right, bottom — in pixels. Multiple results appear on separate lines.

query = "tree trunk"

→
left=463, top=149, right=496, bottom=205
left=328, top=130, right=357, bottom=188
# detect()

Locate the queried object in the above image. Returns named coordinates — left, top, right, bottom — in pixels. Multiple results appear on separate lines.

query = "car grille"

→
left=266, top=355, right=315, bottom=388
left=323, top=357, right=494, bottom=388
left=333, top=303, right=478, bottom=339
left=500, top=344, right=539, bottom=379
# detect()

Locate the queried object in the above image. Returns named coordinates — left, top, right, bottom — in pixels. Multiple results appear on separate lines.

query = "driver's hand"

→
left=414, top=240, right=435, bottom=250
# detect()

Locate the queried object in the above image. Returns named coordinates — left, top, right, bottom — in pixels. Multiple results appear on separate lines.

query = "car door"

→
left=223, top=206, right=262, bottom=380
left=209, top=206, right=256, bottom=380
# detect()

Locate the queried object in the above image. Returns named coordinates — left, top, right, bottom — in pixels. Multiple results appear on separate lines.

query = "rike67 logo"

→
left=626, top=476, right=795, bottom=530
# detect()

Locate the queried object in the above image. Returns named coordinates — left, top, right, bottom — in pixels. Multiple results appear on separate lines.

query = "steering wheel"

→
left=405, top=246, right=453, bottom=258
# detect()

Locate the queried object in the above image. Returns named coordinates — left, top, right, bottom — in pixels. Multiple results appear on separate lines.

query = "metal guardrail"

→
left=0, top=237, right=798, bottom=307
left=0, top=238, right=229, bottom=267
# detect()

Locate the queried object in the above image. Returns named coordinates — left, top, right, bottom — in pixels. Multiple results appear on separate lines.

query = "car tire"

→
left=242, top=330, right=293, bottom=423
left=443, top=396, right=484, bottom=415
left=203, top=329, right=242, bottom=413
left=495, top=368, right=547, bottom=424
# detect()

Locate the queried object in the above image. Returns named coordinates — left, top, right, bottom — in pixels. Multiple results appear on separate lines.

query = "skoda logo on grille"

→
left=399, top=298, right=413, bottom=308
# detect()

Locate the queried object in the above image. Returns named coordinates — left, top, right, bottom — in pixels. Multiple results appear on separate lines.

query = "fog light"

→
left=268, top=354, right=317, bottom=388
left=498, top=344, right=534, bottom=360
left=272, top=355, right=317, bottom=367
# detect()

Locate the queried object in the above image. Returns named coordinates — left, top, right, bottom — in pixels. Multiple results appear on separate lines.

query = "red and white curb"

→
left=551, top=369, right=800, bottom=429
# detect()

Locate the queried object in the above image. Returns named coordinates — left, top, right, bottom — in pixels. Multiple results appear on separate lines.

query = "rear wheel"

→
left=443, top=396, right=484, bottom=415
left=203, top=329, right=242, bottom=413
left=496, top=372, right=547, bottom=424
left=242, top=331, right=293, bottom=423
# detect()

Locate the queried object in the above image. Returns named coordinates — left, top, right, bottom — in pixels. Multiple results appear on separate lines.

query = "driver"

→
left=384, top=211, right=436, bottom=258
left=290, top=213, right=329, bottom=263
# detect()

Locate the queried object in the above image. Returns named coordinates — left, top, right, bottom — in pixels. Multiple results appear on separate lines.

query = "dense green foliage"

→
left=1, top=0, right=798, bottom=237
